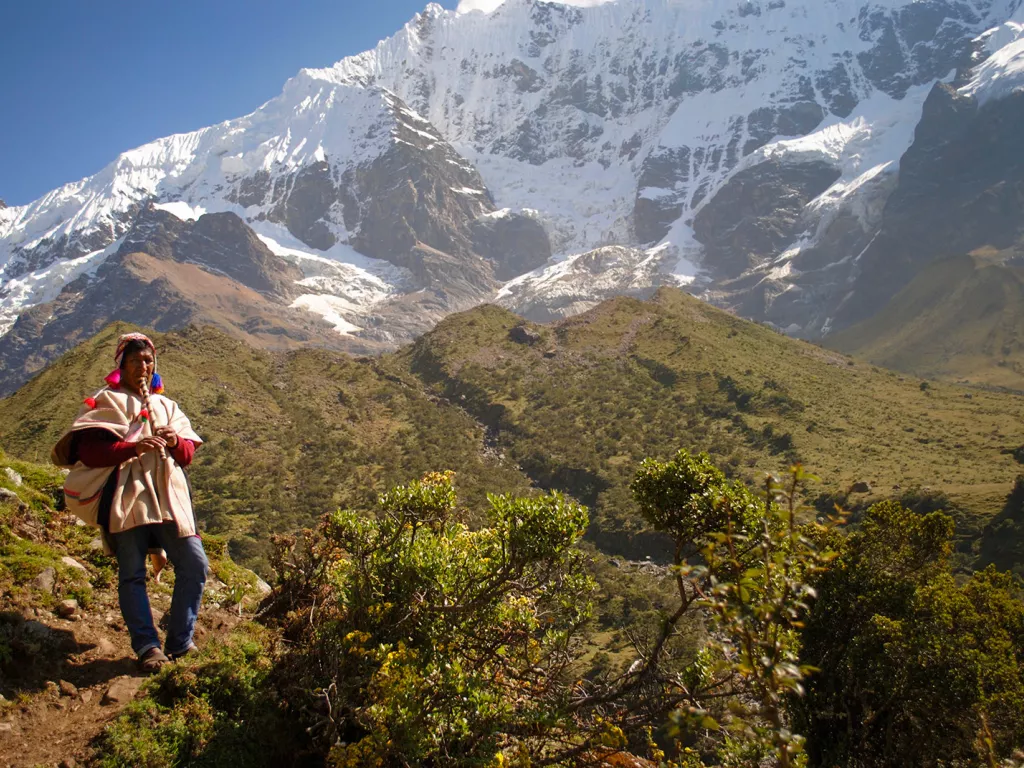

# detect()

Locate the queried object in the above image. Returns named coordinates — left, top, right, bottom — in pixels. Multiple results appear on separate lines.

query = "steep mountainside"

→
left=389, top=287, right=1024, bottom=556
left=5, top=291, right=1022, bottom=570
left=829, top=252, right=1024, bottom=387
left=2, top=0, right=1024, bottom=393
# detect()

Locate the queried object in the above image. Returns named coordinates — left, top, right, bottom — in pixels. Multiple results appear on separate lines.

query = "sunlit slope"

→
left=0, top=323, right=530, bottom=573
left=392, top=287, right=1024, bottom=554
left=829, top=253, right=1024, bottom=389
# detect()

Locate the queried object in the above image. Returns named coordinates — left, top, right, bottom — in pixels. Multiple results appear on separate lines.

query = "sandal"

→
left=138, top=647, right=170, bottom=673
left=168, top=643, right=198, bottom=662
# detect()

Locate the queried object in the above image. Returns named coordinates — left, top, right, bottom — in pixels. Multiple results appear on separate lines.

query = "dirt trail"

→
left=0, top=586, right=241, bottom=768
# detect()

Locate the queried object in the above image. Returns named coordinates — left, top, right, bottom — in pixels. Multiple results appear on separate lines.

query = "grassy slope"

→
left=0, top=323, right=530, bottom=574
left=828, top=252, right=1024, bottom=389
left=3, top=290, right=1024, bottom=566
left=389, top=287, right=1024, bottom=557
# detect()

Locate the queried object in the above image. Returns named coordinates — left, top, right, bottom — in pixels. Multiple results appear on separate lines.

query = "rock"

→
left=22, top=620, right=51, bottom=640
left=57, top=599, right=79, bottom=618
left=0, top=487, right=20, bottom=504
left=0, top=722, right=13, bottom=732
left=45, top=680, right=60, bottom=696
left=3, top=466, right=22, bottom=485
left=254, top=577, right=272, bottom=596
left=850, top=481, right=872, bottom=494
left=60, top=758, right=78, bottom=768
left=31, top=567, right=56, bottom=593
left=80, top=689, right=94, bottom=703
left=470, top=211, right=551, bottom=281
left=509, top=324, right=542, bottom=345
left=102, top=677, right=142, bottom=706
left=89, top=537, right=104, bottom=551
left=59, top=679, right=79, bottom=697
left=61, top=556, right=88, bottom=572
left=692, top=158, right=842, bottom=277
left=92, top=637, right=117, bottom=657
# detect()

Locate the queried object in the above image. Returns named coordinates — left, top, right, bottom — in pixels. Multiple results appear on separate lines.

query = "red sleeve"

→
left=75, top=429, right=137, bottom=467
left=170, top=438, right=196, bottom=468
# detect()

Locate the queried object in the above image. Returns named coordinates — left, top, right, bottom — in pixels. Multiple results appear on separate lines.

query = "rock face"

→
left=1, top=0, right=1023, bottom=382
left=0, top=208, right=376, bottom=396
left=693, top=160, right=843, bottom=277
left=499, top=245, right=674, bottom=323
left=835, top=86, right=1024, bottom=329
left=471, top=212, right=552, bottom=281
left=119, top=206, right=305, bottom=297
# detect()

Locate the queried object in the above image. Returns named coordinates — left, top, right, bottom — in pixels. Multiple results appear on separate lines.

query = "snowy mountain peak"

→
left=2, top=0, right=1024, bottom=389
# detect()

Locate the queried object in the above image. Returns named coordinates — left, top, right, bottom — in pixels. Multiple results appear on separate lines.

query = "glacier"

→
left=3, top=0, right=1024, bottom=341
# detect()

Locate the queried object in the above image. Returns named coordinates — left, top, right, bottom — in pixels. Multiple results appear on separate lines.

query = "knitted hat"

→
left=114, top=332, right=156, bottom=368
left=103, top=332, right=163, bottom=393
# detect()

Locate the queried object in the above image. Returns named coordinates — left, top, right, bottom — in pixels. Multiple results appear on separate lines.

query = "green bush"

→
left=97, top=624, right=301, bottom=768
left=796, top=501, right=1024, bottom=767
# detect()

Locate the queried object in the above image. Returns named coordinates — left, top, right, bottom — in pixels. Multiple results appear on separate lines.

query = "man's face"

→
left=121, top=348, right=155, bottom=394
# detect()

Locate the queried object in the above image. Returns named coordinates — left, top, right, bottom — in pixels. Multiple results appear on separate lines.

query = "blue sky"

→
left=0, top=0, right=461, bottom=206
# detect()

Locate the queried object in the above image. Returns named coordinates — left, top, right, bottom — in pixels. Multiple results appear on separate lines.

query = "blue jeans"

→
left=111, top=522, right=208, bottom=657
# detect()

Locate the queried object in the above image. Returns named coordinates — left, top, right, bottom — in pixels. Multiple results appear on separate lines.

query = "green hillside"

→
left=828, top=252, right=1024, bottom=389
left=2, top=289, right=1024, bottom=570
left=390, top=287, right=1024, bottom=558
left=0, top=323, right=530, bottom=574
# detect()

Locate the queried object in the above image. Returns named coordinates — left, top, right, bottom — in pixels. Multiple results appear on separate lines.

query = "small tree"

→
left=269, top=456, right=838, bottom=767
left=271, top=471, right=594, bottom=766
left=631, top=452, right=837, bottom=767
left=796, top=501, right=1024, bottom=767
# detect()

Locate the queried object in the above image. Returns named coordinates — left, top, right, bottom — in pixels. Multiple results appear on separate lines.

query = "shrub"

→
left=796, top=501, right=1024, bottom=767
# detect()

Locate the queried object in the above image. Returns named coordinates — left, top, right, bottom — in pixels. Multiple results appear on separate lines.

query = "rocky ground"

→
left=0, top=592, right=243, bottom=768
left=0, top=453, right=267, bottom=768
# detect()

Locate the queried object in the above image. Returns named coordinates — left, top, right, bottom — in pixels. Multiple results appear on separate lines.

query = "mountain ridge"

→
left=4, top=287, right=1022, bottom=569
left=2, top=0, right=1024, bottom=393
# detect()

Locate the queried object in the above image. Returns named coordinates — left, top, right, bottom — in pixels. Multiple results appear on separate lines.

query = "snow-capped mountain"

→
left=2, top=0, right=1023, bottom=392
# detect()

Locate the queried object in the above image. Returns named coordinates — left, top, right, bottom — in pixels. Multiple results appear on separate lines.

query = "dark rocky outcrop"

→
left=693, top=159, right=842, bottom=276
left=634, top=147, right=691, bottom=244
left=471, top=213, right=551, bottom=281
left=118, top=205, right=304, bottom=297
left=267, top=161, right=338, bottom=251
left=339, top=102, right=500, bottom=301
left=834, top=85, right=1024, bottom=329
left=509, top=324, right=542, bottom=344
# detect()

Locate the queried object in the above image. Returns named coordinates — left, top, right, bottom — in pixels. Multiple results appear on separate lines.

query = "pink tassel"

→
left=83, top=396, right=97, bottom=409
left=104, top=369, right=121, bottom=388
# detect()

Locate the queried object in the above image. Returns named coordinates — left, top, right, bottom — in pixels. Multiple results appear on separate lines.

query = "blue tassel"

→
left=150, top=372, right=164, bottom=394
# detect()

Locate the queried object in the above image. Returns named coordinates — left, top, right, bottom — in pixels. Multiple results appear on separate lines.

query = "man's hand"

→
left=135, top=436, right=167, bottom=457
left=154, top=427, right=179, bottom=448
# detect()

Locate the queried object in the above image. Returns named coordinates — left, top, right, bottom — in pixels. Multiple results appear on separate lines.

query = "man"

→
left=52, top=332, right=207, bottom=672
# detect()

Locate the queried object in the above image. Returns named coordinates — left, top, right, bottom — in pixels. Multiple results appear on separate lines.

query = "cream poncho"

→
left=52, top=387, right=203, bottom=538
